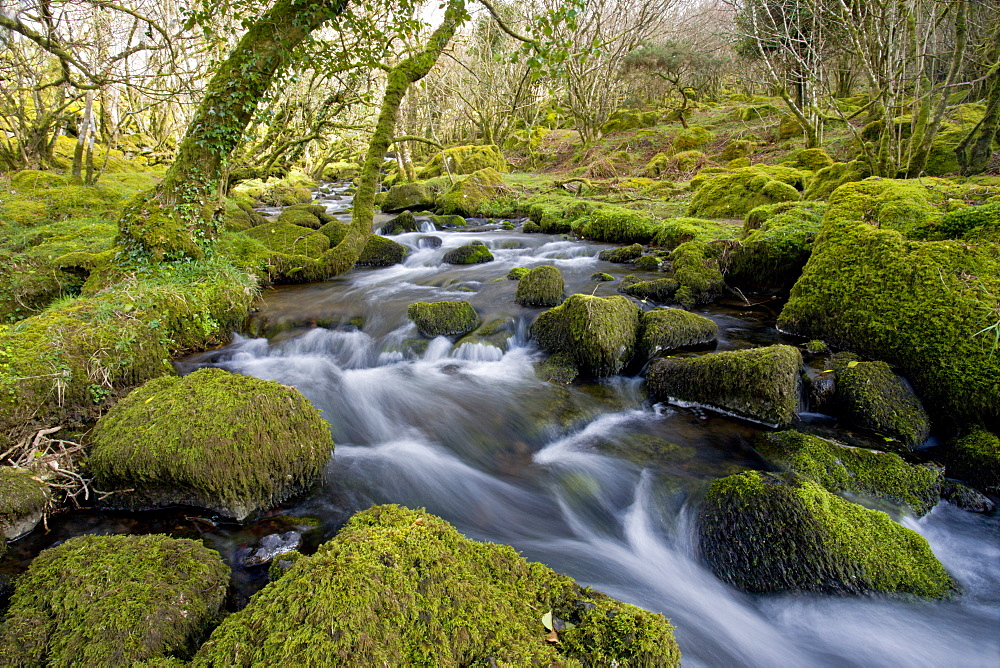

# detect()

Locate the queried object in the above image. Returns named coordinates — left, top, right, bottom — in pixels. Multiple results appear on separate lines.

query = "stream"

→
left=4, top=184, right=999, bottom=666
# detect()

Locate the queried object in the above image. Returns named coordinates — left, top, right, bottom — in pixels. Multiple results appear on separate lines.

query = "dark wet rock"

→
left=380, top=210, right=419, bottom=235
left=417, top=235, right=442, bottom=249
left=241, top=531, right=302, bottom=566
left=944, top=428, right=1000, bottom=493
left=835, top=361, right=930, bottom=449
left=939, top=480, right=996, bottom=513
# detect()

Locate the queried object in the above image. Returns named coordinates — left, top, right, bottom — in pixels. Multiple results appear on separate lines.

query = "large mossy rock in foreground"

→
left=532, top=294, right=641, bottom=377
left=777, top=180, right=1000, bottom=425
left=407, top=300, right=481, bottom=337
left=647, top=345, right=801, bottom=425
left=835, top=360, right=931, bottom=449
left=0, top=467, right=49, bottom=548
left=699, top=471, right=955, bottom=597
left=194, top=505, right=680, bottom=666
left=514, top=264, right=564, bottom=307
left=756, top=430, right=942, bottom=516
left=0, top=534, right=228, bottom=665
left=90, top=368, right=332, bottom=520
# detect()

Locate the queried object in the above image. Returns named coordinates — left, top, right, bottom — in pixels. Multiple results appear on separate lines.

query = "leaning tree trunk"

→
left=117, top=0, right=348, bottom=261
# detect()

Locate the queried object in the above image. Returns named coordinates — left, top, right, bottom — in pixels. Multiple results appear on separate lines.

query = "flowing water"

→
left=5, top=184, right=999, bottom=666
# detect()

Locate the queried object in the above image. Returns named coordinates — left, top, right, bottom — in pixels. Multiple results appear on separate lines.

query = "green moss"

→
left=535, top=351, right=580, bottom=384
left=756, top=431, right=942, bottom=516
left=436, top=168, right=507, bottom=217
left=601, top=110, right=660, bottom=133
left=638, top=308, right=718, bottom=359
left=822, top=178, right=946, bottom=237
left=193, top=505, right=679, bottom=666
left=416, top=144, right=509, bottom=179
left=644, top=152, right=672, bottom=178
left=442, top=240, right=494, bottom=264
left=598, top=243, right=643, bottom=263
left=0, top=534, right=229, bottom=665
left=407, top=300, right=481, bottom=337
left=90, top=368, right=331, bottom=519
left=793, top=148, right=835, bottom=171
left=728, top=202, right=826, bottom=293
left=318, top=220, right=350, bottom=245
left=507, top=267, right=529, bottom=280
left=514, top=265, right=564, bottom=307
left=275, top=208, right=322, bottom=229
left=670, top=241, right=726, bottom=307
left=673, top=126, right=714, bottom=151
left=0, top=467, right=49, bottom=543
left=578, top=206, right=658, bottom=244
left=244, top=222, right=330, bottom=258
left=380, top=210, right=419, bottom=235
left=720, top=140, right=754, bottom=161
left=803, top=160, right=872, bottom=201
left=777, top=196, right=1000, bottom=424
left=381, top=181, right=437, bottom=213
left=1, top=171, right=159, bottom=227
left=647, top=344, right=802, bottom=425
left=532, top=294, right=641, bottom=377
left=945, top=429, right=1000, bottom=492
left=526, top=196, right=600, bottom=234
left=835, top=361, right=931, bottom=448
left=805, top=340, right=828, bottom=353
left=651, top=217, right=737, bottom=250
left=591, top=272, right=614, bottom=282
left=932, top=201, right=1000, bottom=242
left=634, top=255, right=661, bottom=271
left=699, top=471, right=955, bottom=597
left=620, top=276, right=680, bottom=303
left=257, top=176, right=315, bottom=207
left=430, top=213, right=467, bottom=227
left=357, top=234, right=408, bottom=267
left=688, top=165, right=805, bottom=218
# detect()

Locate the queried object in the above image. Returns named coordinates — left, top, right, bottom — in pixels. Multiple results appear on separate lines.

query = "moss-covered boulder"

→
left=598, top=243, right=643, bottom=263
left=380, top=210, right=419, bottom=235
left=931, top=201, right=1000, bottom=243
left=193, top=505, right=680, bottom=666
left=0, top=534, right=229, bottom=665
left=532, top=294, right=641, bottom=377
left=357, top=234, right=408, bottom=266
left=720, top=139, right=754, bottom=161
left=0, top=467, right=49, bottom=546
left=670, top=241, right=726, bottom=308
left=578, top=206, right=658, bottom=244
left=698, top=471, right=955, bottom=597
left=945, top=429, right=1000, bottom=493
left=443, top=240, right=494, bottom=264
left=777, top=183, right=1000, bottom=425
left=835, top=361, right=931, bottom=448
left=275, top=208, right=322, bottom=229
left=416, top=144, right=510, bottom=179
left=507, top=266, right=529, bottom=280
left=407, top=300, right=481, bottom=337
left=728, top=201, right=826, bottom=293
left=647, top=345, right=801, bottom=425
left=527, top=197, right=599, bottom=234
left=674, top=125, right=714, bottom=151
left=620, top=276, right=680, bottom=302
left=803, top=160, right=871, bottom=201
left=318, top=220, right=350, bottom=245
left=638, top=309, right=718, bottom=359
left=381, top=182, right=436, bottom=213
left=514, top=265, right=564, bottom=307
left=591, top=272, right=614, bottom=281
left=793, top=148, right=834, bottom=171
left=650, top=217, right=735, bottom=250
left=244, top=222, right=330, bottom=258
left=90, top=368, right=332, bottom=520
left=688, top=165, right=805, bottom=218
left=756, top=431, right=942, bottom=516
left=436, top=168, right=506, bottom=217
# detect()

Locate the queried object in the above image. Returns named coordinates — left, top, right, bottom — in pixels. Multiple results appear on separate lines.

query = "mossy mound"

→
left=620, top=276, right=680, bottom=303
left=507, top=267, right=529, bottom=280
left=698, top=471, right=955, bottom=597
left=688, top=165, right=805, bottom=218
left=407, top=300, right=481, bottom=337
left=0, top=534, right=229, bottom=665
left=381, top=182, right=437, bottom=213
left=436, top=168, right=507, bottom=217
left=443, top=240, right=494, bottom=264
left=650, top=217, right=735, bottom=250
left=357, top=234, right=408, bottom=267
left=90, top=368, right=332, bottom=520
left=193, top=505, right=680, bottom=666
left=756, top=431, right=942, bottom=516
left=835, top=361, right=931, bottom=448
left=275, top=209, right=321, bottom=230
left=792, top=148, right=834, bottom=171
left=380, top=210, right=419, bottom=235
left=932, top=201, right=1000, bottom=243
left=719, top=139, right=753, bottom=161
left=532, top=294, right=641, bottom=377
left=0, top=467, right=49, bottom=545
left=601, top=109, right=659, bottom=133
left=526, top=195, right=599, bottom=234
left=577, top=206, right=658, bottom=244
left=638, top=309, right=718, bottom=359
left=285, top=203, right=334, bottom=223
left=803, top=160, right=872, bottom=201
left=318, top=220, right=350, bottom=245
left=673, top=125, right=714, bottom=151
left=1, top=172, right=158, bottom=227
left=416, top=144, right=509, bottom=179
left=820, top=178, right=944, bottom=237
left=257, top=181, right=314, bottom=207
left=777, top=194, right=1000, bottom=425
left=244, top=222, right=330, bottom=258
left=670, top=241, right=726, bottom=308
left=591, top=272, right=614, bottom=282
left=515, top=265, right=564, bottom=307
left=598, top=243, right=643, bottom=263
left=728, top=201, right=826, bottom=293
left=647, top=345, right=802, bottom=425
left=945, top=429, right=1000, bottom=493
left=430, top=213, right=467, bottom=227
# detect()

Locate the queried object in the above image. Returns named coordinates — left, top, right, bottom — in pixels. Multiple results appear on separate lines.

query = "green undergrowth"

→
left=0, top=533, right=229, bottom=665
left=193, top=505, right=680, bottom=666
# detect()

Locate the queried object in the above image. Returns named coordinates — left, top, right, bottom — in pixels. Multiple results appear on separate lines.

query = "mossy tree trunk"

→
left=116, top=0, right=348, bottom=261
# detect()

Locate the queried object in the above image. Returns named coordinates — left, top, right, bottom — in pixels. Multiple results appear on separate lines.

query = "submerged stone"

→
left=407, top=300, right=481, bottom=337
left=514, top=264, right=564, bottom=307
left=834, top=361, right=931, bottom=449
left=90, top=368, right=332, bottom=520
left=193, top=505, right=680, bottom=666
left=0, top=534, right=229, bottom=665
left=647, top=345, right=801, bottom=425
left=638, top=309, right=718, bottom=359
left=532, top=294, right=641, bottom=377
left=698, top=471, right=955, bottom=597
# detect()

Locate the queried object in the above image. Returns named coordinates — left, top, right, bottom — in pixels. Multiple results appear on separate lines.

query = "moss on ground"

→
left=647, top=345, right=802, bottom=425
left=443, top=240, right=494, bottom=264
left=803, top=160, right=871, bottom=200
left=674, top=126, right=714, bottom=151
left=688, top=165, right=806, bottom=218
left=275, top=208, right=322, bottom=230
left=945, top=429, right=1000, bottom=493
left=527, top=195, right=599, bottom=234
left=193, top=505, right=680, bottom=667
left=244, top=222, right=330, bottom=258
left=756, top=430, right=942, bottom=516
left=931, top=201, right=1000, bottom=243
left=591, top=272, right=614, bottom=281
left=835, top=361, right=931, bottom=448
left=515, top=265, right=564, bottom=307
left=698, top=471, right=955, bottom=597
left=407, top=300, right=481, bottom=337
left=416, top=144, right=509, bottom=179
left=0, top=467, right=49, bottom=545
left=90, top=368, right=332, bottom=519
left=0, top=534, right=229, bottom=665
left=532, top=294, right=641, bottom=377
left=638, top=308, right=718, bottom=359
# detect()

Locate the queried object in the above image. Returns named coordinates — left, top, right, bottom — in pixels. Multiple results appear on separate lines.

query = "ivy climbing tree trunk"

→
left=117, top=0, right=348, bottom=261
